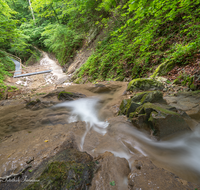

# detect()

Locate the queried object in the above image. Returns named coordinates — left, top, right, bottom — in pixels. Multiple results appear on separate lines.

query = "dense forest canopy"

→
left=0, top=0, right=200, bottom=86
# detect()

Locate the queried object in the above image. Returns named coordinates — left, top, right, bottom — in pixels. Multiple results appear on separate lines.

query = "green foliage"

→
left=5, top=0, right=32, bottom=22
left=24, top=160, right=95, bottom=190
left=41, top=24, right=83, bottom=65
left=25, top=49, right=41, bottom=65
left=20, top=21, right=49, bottom=48
left=75, top=0, right=200, bottom=81
left=0, top=51, right=15, bottom=84
left=0, top=51, right=18, bottom=93
left=0, top=0, right=36, bottom=61
left=110, top=181, right=115, bottom=186
left=3, top=0, right=200, bottom=83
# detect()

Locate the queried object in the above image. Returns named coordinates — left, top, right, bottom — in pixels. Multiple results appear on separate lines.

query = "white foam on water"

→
left=54, top=98, right=109, bottom=149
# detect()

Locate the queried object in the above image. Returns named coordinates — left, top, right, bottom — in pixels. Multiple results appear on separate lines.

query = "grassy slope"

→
left=73, top=1, right=200, bottom=83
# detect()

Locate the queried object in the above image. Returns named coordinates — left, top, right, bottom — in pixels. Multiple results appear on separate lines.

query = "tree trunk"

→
left=28, top=0, right=36, bottom=24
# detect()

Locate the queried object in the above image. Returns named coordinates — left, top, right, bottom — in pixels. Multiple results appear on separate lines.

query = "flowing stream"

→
left=54, top=98, right=109, bottom=149
left=55, top=97, right=200, bottom=183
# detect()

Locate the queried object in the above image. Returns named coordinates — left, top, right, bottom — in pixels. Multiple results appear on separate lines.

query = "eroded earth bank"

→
left=1, top=54, right=200, bottom=190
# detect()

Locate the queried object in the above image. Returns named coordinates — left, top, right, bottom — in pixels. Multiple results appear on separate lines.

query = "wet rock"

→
left=94, top=84, right=106, bottom=88
left=87, top=85, right=112, bottom=93
left=164, top=92, right=200, bottom=122
left=128, top=157, right=200, bottom=190
left=57, top=91, right=86, bottom=101
left=0, top=131, right=95, bottom=190
left=26, top=99, right=55, bottom=110
left=127, top=78, right=164, bottom=91
left=90, top=152, right=130, bottom=190
left=130, top=103, right=191, bottom=139
left=42, top=89, right=64, bottom=98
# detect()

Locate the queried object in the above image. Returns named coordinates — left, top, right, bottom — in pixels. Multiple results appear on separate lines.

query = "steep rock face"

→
left=127, top=78, right=164, bottom=91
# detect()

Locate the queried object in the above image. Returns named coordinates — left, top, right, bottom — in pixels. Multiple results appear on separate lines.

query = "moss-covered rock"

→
left=119, top=98, right=140, bottom=115
left=58, top=91, right=86, bottom=101
left=24, top=160, right=94, bottom=190
left=74, top=78, right=84, bottom=84
left=23, top=149, right=96, bottom=190
left=26, top=99, right=55, bottom=110
left=186, top=76, right=197, bottom=90
left=119, top=91, right=164, bottom=117
left=132, top=91, right=163, bottom=104
left=119, top=99, right=131, bottom=115
left=114, top=76, right=125, bottom=81
left=58, top=91, right=73, bottom=100
left=119, top=98, right=141, bottom=117
left=129, top=103, right=191, bottom=139
left=151, top=60, right=175, bottom=78
left=189, top=83, right=197, bottom=91
left=127, top=78, right=164, bottom=91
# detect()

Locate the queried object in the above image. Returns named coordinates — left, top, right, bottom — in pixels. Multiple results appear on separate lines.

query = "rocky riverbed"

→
left=0, top=79, right=200, bottom=189
left=1, top=54, right=200, bottom=189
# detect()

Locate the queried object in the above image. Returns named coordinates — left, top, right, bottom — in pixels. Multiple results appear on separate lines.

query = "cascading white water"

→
left=54, top=97, right=200, bottom=181
left=119, top=124, right=200, bottom=175
left=54, top=98, right=109, bottom=149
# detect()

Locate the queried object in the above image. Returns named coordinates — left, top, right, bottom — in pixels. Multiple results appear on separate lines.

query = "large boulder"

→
left=127, top=78, right=164, bottom=91
left=131, top=91, right=164, bottom=104
left=21, top=149, right=95, bottom=190
left=130, top=103, right=191, bottom=139
left=119, top=91, right=164, bottom=116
